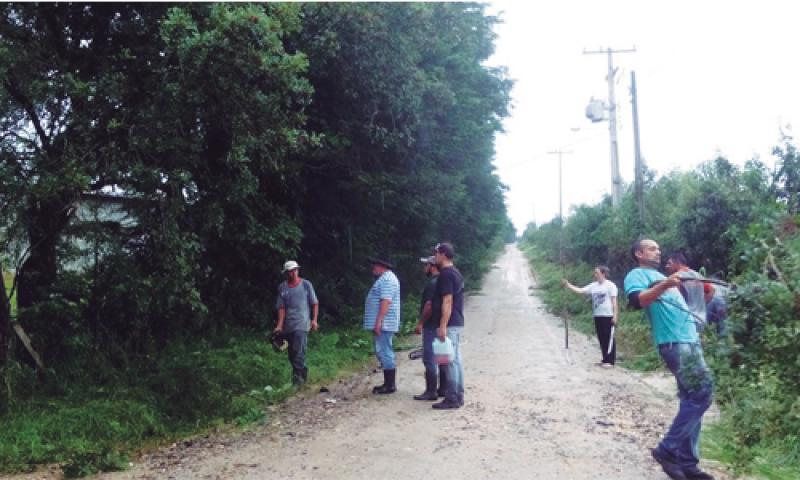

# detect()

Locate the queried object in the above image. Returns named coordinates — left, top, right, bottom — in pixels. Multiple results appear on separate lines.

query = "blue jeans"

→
left=373, top=331, right=396, bottom=370
left=442, top=326, right=464, bottom=403
left=422, top=327, right=438, bottom=376
left=657, top=342, right=714, bottom=468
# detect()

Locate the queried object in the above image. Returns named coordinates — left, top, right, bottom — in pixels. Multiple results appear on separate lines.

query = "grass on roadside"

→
left=702, top=422, right=800, bottom=480
left=0, top=326, right=372, bottom=477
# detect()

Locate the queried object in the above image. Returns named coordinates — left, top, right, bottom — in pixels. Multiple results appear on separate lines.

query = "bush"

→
left=707, top=215, right=800, bottom=471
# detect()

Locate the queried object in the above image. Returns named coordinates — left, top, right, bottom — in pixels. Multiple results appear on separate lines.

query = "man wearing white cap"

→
left=274, top=260, right=319, bottom=386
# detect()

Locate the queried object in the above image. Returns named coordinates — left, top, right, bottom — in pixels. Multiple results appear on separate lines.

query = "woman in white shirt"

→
left=562, top=265, right=619, bottom=367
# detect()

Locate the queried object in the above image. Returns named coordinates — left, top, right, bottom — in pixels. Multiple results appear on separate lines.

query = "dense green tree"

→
left=0, top=3, right=314, bottom=364
left=289, top=3, right=511, bottom=315
left=0, top=2, right=512, bottom=372
left=678, top=157, right=772, bottom=274
left=772, top=140, right=800, bottom=214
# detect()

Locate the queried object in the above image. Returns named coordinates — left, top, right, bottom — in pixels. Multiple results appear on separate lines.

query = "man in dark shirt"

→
left=413, top=256, right=446, bottom=400
left=431, top=242, right=465, bottom=410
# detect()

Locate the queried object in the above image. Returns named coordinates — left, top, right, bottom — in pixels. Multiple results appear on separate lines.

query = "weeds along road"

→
left=76, top=245, right=727, bottom=479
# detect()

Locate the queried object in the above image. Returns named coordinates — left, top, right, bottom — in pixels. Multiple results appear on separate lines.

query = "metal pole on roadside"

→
left=549, top=149, right=572, bottom=349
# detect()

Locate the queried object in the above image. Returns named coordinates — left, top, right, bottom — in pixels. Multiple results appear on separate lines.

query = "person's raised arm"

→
left=561, top=279, right=585, bottom=295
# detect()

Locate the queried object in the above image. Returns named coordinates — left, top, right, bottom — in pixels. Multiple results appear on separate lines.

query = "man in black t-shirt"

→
left=413, top=256, right=447, bottom=401
left=431, top=242, right=465, bottom=410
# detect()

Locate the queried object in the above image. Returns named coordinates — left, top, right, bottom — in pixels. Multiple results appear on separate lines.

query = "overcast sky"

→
left=485, top=1, right=800, bottom=234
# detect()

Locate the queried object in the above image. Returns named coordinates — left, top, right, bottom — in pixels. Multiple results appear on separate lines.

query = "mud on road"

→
left=6, top=245, right=731, bottom=480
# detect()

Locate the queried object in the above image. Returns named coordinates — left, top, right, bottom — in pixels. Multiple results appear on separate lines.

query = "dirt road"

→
left=13, top=244, right=730, bottom=479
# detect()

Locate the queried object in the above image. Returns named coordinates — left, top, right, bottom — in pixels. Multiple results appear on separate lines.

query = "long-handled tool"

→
left=649, top=274, right=736, bottom=290
left=647, top=274, right=734, bottom=326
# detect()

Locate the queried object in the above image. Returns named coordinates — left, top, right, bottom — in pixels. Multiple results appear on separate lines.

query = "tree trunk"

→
left=16, top=196, right=73, bottom=310
left=0, top=271, right=9, bottom=354
left=0, top=269, right=10, bottom=412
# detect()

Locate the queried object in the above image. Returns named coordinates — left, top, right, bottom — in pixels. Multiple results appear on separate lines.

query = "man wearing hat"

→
left=413, top=256, right=447, bottom=400
left=364, top=255, right=401, bottom=394
left=274, top=260, right=319, bottom=386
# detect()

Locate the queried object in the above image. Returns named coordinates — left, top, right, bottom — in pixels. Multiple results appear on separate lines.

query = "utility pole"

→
left=630, top=71, right=645, bottom=233
left=583, top=46, right=635, bottom=208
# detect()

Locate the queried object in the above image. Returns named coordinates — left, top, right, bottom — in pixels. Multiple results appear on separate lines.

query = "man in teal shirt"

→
left=624, top=238, right=714, bottom=480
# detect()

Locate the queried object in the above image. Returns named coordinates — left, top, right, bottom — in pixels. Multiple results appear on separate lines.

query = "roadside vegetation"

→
left=0, top=4, right=515, bottom=475
left=520, top=143, right=800, bottom=479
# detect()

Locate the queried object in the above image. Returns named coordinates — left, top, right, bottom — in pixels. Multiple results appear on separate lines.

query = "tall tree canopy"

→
left=0, top=3, right=512, bottom=372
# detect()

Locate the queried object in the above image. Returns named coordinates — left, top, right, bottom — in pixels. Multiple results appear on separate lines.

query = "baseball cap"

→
left=282, top=260, right=300, bottom=273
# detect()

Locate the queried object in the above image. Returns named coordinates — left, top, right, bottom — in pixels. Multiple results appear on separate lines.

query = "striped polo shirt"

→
left=363, top=270, right=401, bottom=332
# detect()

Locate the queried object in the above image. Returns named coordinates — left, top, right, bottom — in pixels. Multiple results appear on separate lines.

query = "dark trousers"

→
left=285, top=330, right=308, bottom=384
left=594, top=316, right=615, bottom=365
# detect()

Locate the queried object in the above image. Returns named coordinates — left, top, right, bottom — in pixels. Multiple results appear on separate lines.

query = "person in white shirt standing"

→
left=562, top=265, right=619, bottom=367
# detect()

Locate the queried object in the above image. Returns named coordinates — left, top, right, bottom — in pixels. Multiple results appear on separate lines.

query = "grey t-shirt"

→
left=276, top=279, right=318, bottom=333
left=677, top=269, right=707, bottom=327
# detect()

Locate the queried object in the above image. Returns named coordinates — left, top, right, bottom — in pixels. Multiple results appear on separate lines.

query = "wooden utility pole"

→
left=583, top=47, right=635, bottom=208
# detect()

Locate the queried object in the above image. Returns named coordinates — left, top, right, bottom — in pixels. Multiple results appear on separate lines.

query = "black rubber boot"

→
left=372, top=369, right=396, bottom=394
left=414, top=372, right=438, bottom=400
left=292, top=368, right=305, bottom=386
left=437, top=368, right=448, bottom=398
left=432, top=397, right=461, bottom=409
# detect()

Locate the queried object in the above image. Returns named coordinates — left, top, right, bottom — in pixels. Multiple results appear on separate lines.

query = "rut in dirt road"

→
left=89, top=244, right=729, bottom=480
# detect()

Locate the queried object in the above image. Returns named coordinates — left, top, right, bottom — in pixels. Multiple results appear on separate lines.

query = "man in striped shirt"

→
left=364, top=255, right=401, bottom=394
